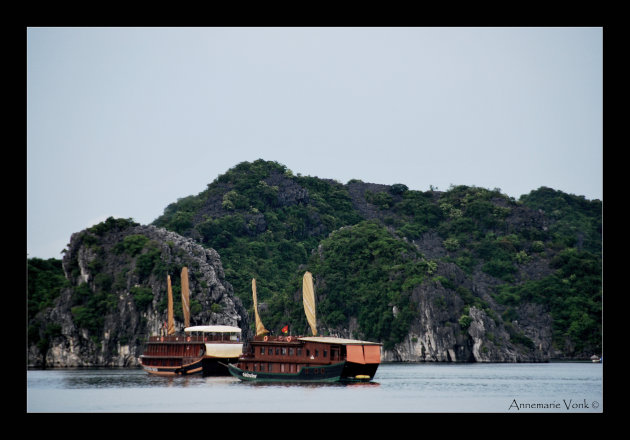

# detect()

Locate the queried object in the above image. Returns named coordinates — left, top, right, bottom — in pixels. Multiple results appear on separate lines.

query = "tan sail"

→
left=167, top=275, right=175, bottom=335
left=252, top=278, right=269, bottom=336
left=181, top=267, right=190, bottom=328
left=303, top=271, right=317, bottom=336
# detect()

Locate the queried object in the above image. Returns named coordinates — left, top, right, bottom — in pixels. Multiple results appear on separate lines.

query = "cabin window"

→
left=260, top=347, right=265, bottom=355
left=289, top=347, right=294, bottom=356
left=275, top=347, right=280, bottom=355
left=282, top=347, right=287, bottom=355
left=314, top=350, right=319, bottom=358
left=323, top=350, right=327, bottom=358
left=306, top=349, right=310, bottom=357
left=281, top=364, right=285, bottom=373
left=297, top=348, right=303, bottom=356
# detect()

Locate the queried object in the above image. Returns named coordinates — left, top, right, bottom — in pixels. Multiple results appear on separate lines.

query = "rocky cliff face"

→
left=382, top=292, right=553, bottom=363
left=347, top=260, right=553, bottom=363
left=28, top=219, right=248, bottom=368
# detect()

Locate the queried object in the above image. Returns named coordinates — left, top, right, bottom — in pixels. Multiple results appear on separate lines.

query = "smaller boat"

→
left=140, top=325, right=243, bottom=376
left=228, top=272, right=382, bottom=383
left=139, top=267, right=243, bottom=376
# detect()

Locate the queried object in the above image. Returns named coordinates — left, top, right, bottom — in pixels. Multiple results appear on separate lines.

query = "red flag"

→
left=281, top=325, right=289, bottom=334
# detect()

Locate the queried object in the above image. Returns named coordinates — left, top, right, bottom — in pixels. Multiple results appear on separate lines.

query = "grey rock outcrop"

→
left=29, top=220, right=248, bottom=368
left=381, top=260, right=553, bottom=363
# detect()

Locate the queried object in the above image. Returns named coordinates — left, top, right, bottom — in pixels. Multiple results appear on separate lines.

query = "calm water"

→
left=26, top=362, right=603, bottom=413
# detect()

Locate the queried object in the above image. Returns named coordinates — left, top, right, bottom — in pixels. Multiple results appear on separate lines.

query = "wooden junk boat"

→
left=228, top=272, right=382, bottom=383
left=139, top=267, right=243, bottom=376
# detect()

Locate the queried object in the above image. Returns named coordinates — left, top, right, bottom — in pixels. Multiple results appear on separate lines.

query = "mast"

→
left=252, top=278, right=269, bottom=336
left=181, top=267, right=190, bottom=328
left=303, top=271, right=317, bottom=336
left=167, top=275, right=175, bottom=335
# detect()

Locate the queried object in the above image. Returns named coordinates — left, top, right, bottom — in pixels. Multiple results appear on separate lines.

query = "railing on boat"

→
left=252, top=335, right=304, bottom=342
left=147, top=334, right=240, bottom=343
left=142, top=343, right=205, bottom=358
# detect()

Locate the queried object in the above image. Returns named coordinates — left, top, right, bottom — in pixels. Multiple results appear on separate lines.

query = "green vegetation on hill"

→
left=28, top=258, right=68, bottom=320
left=27, top=258, right=68, bottom=352
left=306, top=220, right=431, bottom=349
left=494, top=247, right=601, bottom=354
left=153, top=160, right=363, bottom=312
left=520, top=186, right=602, bottom=253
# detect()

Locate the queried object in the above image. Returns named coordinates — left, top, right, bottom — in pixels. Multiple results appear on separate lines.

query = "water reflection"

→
left=57, top=368, right=151, bottom=388
left=37, top=367, right=385, bottom=389
left=344, top=381, right=380, bottom=388
left=52, top=367, right=252, bottom=389
left=240, top=380, right=380, bottom=388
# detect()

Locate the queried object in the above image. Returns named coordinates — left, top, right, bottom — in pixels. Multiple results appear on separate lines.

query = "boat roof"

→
left=297, top=336, right=381, bottom=345
left=185, top=325, right=241, bottom=333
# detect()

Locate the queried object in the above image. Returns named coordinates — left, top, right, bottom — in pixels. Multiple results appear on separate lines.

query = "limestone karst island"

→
left=28, top=160, right=602, bottom=369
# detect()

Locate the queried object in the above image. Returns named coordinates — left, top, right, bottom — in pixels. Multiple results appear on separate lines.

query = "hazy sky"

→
left=27, top=27, right=603, bottom=260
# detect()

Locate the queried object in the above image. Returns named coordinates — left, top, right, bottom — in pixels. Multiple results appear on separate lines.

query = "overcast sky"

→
left=27, top=27, right=603, bottom=260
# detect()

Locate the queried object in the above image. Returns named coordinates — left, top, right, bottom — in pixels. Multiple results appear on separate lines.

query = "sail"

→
left=167, top=275, right=175, bottom=335
left=252, top=279, right=269, bottom=336
left=181, top=267, right=190, bottom=328
left=303, top=271, right=317, bottom=336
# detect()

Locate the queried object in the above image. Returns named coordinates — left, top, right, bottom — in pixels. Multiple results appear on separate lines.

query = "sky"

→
left=27, top=27, right=603, bottom=260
